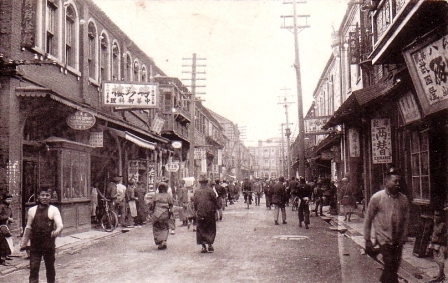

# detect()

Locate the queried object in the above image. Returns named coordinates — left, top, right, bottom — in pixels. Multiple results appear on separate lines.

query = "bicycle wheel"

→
left=101, top=211, right=118, bottom=232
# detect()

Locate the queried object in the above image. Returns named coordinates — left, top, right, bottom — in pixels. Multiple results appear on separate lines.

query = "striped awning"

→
left=108, top=128, right=156, bottom=150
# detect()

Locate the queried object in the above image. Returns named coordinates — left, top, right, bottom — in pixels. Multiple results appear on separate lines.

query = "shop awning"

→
left=108, top=128, right=156, bottom=150
left=15, top=87, right=169, bottom=144
left=312, top=131, right=341, bottom=155
left=323, top=80, right=400, bottom=129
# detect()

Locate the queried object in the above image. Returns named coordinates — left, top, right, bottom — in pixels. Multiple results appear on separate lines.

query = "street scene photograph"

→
left=0, top=0, right=447, bottom=282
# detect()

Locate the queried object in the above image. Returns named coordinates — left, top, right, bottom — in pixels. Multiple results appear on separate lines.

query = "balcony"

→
left=161, top=113, right=190, bottom=143
left=163, top=105, right=191, bottom=124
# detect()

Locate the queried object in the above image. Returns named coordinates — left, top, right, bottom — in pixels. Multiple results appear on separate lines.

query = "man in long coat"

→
left=271, top=176, right=287, bottom=225
left=193, top=175, right=218, bottom=253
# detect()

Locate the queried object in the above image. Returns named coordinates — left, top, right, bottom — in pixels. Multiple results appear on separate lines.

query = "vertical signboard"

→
left=201, top=158, right=207, bottom=173
left=397, top=92, right=422, bottom=124
left=217, top=149, right=222, bottom=166
left=348, top=128, right=360, bottom=157
left=371, top=119, right=392, bottom=164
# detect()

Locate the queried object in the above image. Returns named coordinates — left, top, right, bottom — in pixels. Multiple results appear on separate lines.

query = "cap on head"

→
left=278, top=176, right=285, bottom=182
left=112, top=176, right=122, bottom=182
left=198, top=174, right=209, bottom=183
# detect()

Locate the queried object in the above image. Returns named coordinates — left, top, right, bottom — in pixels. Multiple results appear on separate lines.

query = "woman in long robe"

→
left=149, top=182, right=173, bottom=250
left=193, top=176, right=218, bottom=253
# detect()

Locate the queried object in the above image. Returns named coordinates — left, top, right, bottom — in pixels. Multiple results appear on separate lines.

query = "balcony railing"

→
left=373, top=0, right=411, bottom=44
left=161, top=114, right=189, bottom=140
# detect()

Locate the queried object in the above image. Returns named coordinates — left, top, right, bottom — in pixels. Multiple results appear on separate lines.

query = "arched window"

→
left=65, top=4, right=77, bottom=68
left=112, top=42, right=120, bottom=81
left=141, top=65, right=147, bottom=82
left=122, top=53, right=132, bottom=81
left=100, top=32, right=109, bottom=81
left=133, top=60, right=140, bottom=82
left=87, top=22, right=97, bottom=80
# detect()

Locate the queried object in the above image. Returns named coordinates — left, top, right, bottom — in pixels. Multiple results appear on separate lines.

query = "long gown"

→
left=193, top=185, right=218, bottom=245
left=150, top=193, right=173, bottom=245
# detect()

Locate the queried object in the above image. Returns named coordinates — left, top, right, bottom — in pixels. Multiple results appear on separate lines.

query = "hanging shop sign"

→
left=398, top=92, right=422, bottom=125
left=371, top=118, right=392, bottom=164
left=165, top=162, right=180, bottom=172
left=172, top=141, right=182, bottom=149
left=66, top=111, right=96, bottom=130
left=304, top=117, right=332, bottom=135
left=217, top=149, right=222, bottom=166
left=349, top=28, right=360, bottom=65
left=320, top=150, right=333, bottom=160
left=151, top=114, right=165, bottom=135
left=348, top=128, right=360, bottom=158
left=102, top=82, right=158, bottom=108
left=89, top=131, right=103, bottom=147
left=403, top=27, right=448, bottom=116
left=194, top=148, right=206, bottom=159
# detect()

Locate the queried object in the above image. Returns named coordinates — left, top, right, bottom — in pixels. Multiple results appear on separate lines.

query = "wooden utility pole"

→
left=182, top=53, right=206, bottom=180
left=281, top=1, right=309, bottom=177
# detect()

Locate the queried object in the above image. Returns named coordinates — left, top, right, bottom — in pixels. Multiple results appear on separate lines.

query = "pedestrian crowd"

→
left=3, top=166, right=448, bottom=283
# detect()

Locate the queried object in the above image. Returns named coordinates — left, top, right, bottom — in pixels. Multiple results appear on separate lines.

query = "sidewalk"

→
left=321, top=207, right=438, bottom=283
left=0, top=227, right=122, bottom=276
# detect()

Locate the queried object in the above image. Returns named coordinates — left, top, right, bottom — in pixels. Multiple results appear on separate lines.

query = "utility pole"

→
left=182, top=53, right=206, bottom=180
left=237, top=126, right=246, bottom=180
left=278, top=90, right=294, bottom=179
left=280, top=123, right=286, bottom=177
left=281, top=1, right=309, bottom=177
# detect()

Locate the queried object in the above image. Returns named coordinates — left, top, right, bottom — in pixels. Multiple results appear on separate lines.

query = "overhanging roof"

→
left=108, top=128, right=156, bottom=150
left=323, top=80, right=400, bottom=129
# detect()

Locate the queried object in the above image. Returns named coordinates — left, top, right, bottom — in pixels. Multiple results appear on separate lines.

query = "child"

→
left=429, top=210, right=447, bottom=283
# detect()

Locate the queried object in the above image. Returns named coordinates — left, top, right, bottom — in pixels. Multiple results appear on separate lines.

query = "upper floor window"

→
left=411, top=130, right=430, bottom=202
left=65, top=5, right=76, bottom=68
left=141, top=66, right=147, bottom=82
left=87, top=22, right=97, bottom=80
left=122, top=53, right=132, bottom=81
left=46, top=0, right=58, bottom=56
left=100, top=33, right=109, bottom=81
left=133, top=60, right=140, bottom=82
left=112, top=42, right=120, bottom=81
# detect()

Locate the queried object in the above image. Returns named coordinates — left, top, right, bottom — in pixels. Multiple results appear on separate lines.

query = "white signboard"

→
left=304, top=117, right=332, bottom=134
left=398, top=92, right=421, bottom=124
left=89, top=131, right=103, bottom=147
left=165, top=162, right=180, bottom=172
left=217, top=149, right=222, bottom=166
left=194, top=148, right=206, bottom=160
left=103, top=82, right=158, bottom=108
left=151, top=114, right=165, bottom=135
left=371, top=119, right=392, bottom=164
left=201, top=158, right=207, bottom=173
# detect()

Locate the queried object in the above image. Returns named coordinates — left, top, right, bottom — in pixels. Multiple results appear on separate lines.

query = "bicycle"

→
left=291, top=196, right=299, bottom=211
left=99, top=198, right=118, bottom=232
left=243, top=191, right=253, bottom=209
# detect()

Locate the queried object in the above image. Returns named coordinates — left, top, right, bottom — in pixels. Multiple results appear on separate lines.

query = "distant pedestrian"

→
left=364, top=166, right=409, bottom=283
left=214, top=179, right=226, bottom=220
left=177, top=180, right=190, bottom=226
left=338, top=176, right=357, bottom=222
left=313, top=180, right=324, bottom=216
left=134, top=182, right=147, bottom=225
left=125, top=181, right=138, bottom=227
left=20, top=187, right=64, bottom=283
left=297, top=177, right=313, bottom=229
left=193, top=175, right=218, bottom=253
left=272, top=176, right=287, bottom=225
left=428, top=210, right=447, bottom=283
left=149, top=182, right=173, bottom=250
left=264, top=179, right=274, bottom=210
left=242, top=177, right=252, bottom=205
left=0, top=193, right=14, bottom=265
left=253, top=178, right=263, bottom=206
left=289, top=177, right=299, bottom=211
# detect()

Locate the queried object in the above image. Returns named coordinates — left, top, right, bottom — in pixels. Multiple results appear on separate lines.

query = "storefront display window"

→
left=62, top=149, right=90, bottom=199
left=411, top=130, right=430, bottom=202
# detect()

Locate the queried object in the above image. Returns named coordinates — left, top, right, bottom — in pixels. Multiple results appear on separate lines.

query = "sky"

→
left=93, top=0, right=349, bottom=147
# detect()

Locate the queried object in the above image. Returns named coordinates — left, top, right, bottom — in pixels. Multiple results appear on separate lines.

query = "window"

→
left=65, top=5, right=76, bottom=67
left=100, top=33, right=109, bottom=81
left=88, top=22, right=97, bottom=80
left=133, top=60, right=140, bottom=82
left=62, top=150, right=90, bottom=199
left=46, top=1, right=58, bottom=56
left=141, top=66, right=147, bottom=82
left=411, top=130, right=430, bottom=202
left=112, top=42, right=120, bottom=81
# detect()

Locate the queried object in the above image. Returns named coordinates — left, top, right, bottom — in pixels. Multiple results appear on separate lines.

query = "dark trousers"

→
left=379, top=243, right=403, bottom=283
left=30, top=249, right=56, bottom=283
left=298, top=200, right=310, bottom=225
left=314, top=197, right=323, bottom=215
left=255, top=192, right=261, bottom=206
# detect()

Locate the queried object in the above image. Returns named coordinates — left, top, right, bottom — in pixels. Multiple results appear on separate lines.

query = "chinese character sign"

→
left=151, top=114, right=165, bottom=135
left=404, top=31, right=448, bottom=116
left=371, top=119, right=392, bottom=164
left=304, top=117, right=331, bottom=134
left=398, top=92, right=421, bottom=124
left=103, top=82, right=158, bottom=108
left=194, top=148, right=206, bottom=159
left=348, top=128, right=360, bottom=158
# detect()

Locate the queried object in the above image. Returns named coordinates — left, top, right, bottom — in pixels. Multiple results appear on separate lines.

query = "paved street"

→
left=3, top=198, right=382, bottom=283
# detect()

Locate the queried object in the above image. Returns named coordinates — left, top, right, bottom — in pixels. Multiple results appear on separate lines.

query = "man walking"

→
left=20, top=187, right=63, bottom=283
left=272, top=176, right=287, bottom=225
left=297, top=177, right=313, bottom=229
left=364, top=167, right=410, bottom=283
left=214, top=179, right=226, bottom=221
left=253, top=178, right=263, bottom=206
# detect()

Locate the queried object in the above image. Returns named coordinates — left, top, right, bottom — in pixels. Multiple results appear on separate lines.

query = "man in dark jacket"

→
left=297, top=177, right=313, bottom=229
left=289, top=177, right=299, bottom=211
left=214, top=179, right=226, bottom=221
left=271, top=176, right=287, bottom=225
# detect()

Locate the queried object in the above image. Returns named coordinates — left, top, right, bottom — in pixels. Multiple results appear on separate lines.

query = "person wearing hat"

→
left=364, top=166, right=410, bottom=283
left=193, top=174, right=218, bottom=253
left=271, top=176, right=288, bottom=225
left=149, top=181, right=173, bottom=250
left=0, top=193, right=14, bottom=265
